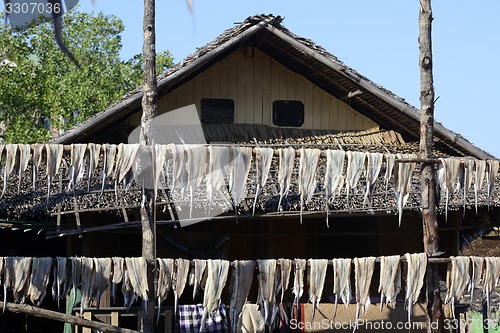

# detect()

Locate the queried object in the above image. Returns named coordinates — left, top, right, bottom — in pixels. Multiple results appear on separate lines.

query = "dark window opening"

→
left=272, top=100, right=304, bottom=127
left=200, top=98, right=234, bottom=124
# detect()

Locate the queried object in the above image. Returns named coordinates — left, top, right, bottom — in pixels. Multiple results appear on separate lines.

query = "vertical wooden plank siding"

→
left=155, top=46, right=378, bottom=132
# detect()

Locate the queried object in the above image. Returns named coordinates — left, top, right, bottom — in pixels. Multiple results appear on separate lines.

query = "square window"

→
left=200, top=98, right=234, bottom=124
left=272, top=100, right=304, bottom=127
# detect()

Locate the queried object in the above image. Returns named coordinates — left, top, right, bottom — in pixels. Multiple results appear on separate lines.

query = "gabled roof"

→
left=52, top=14, right=493, bottom=160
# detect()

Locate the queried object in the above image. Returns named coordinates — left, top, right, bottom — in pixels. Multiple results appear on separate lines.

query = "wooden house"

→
left=0, top=14, right=498, bottom=332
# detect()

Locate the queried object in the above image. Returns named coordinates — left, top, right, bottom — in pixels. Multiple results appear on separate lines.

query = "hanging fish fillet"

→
left=445, top=256, right=470, bottom=318
left=12, top=256, right=32, bottom=304
left=31, top=144, right=44, bottom=190
left=206, top=146, right=231, bottom=211
left=463, top=159, right=475, bottom=214
left=404, top=253, right=427, bottom=323
left=122, top=266, right=138, bottom=310
left=277, top=148, right=296, bottom=211
left=482, top=256, right=500, bottom=314
left=94, top=258, right=112, bottom=309
left=486, top=160, right=499, bottom=208
left=257, top=259, right=277, bottom=327
left=307, top=259, right=328, bottom=321
left=189, top=259, right=206, bottom=300
left=153, top=144, right=168, bottom=202
left=169, top=144, right=187, bottom=194
left=394, top=154, right=417, bottom=226
left=2, top=144, right=18, bottom=197
left=3, top=257, right=15, bottom=311
left=230, top=260, right=255, bottom=333
left=80, top=257, right=95, bottom=315
left=438, top=157, right=461, bottom=222
left=324, top=150, right=346, bottom=226
left=364, top=153, right=383, bottom=206
left=111, top=257, right=124, bottom=304
left=345, top=151, right=366, bottom=206
left=384, top=154, right=396, bottom=196
left=332, top=258, right=351, bottom=318
left=173, top=258, right=190, bottom=314
left=229, top=147, right=252, bottom=214
left=156, top=258, right=174, bottom=322
left=353, top=257, right=376, bottom=324
left=16, top=144, right=31, bottom=193
left=298, top=148, right=320, bottom=223
left=378, top=255, right=401, bottom=310
left=474, top=160, right=487, bottom=213
left=52, top=257, right=70, bottom=307
left=68, top=144, right=87, bottom=192
left=469, top=256, right=483, bottom=304
left=277, top=258, right=292, bottom=325
left=252, top=147, right=274, bottom=216
left=104, top=144, right=118, bottom=179
left=186, top=145, right=208, bottom=219
left=124, top=257, right=149, bottom=301
left=115, top=144, right=141, bottom=186
left=292, top=258, right=307, bottom=311
left=27, top=257, right=52, bottom=306
left=87, top=143, right=101, bottom=191
left=45, top=144, right=64, bottom=200
left=70, top=257, right=82, bottom=306
left=200, top=259, right=230, bottom=332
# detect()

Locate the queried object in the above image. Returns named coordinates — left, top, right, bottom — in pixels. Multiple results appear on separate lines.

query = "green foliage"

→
left=0, top=10, right=173, bottom=143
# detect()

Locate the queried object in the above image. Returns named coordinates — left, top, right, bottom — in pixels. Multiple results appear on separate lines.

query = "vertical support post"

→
left=418, top=0, right=443, bottom=331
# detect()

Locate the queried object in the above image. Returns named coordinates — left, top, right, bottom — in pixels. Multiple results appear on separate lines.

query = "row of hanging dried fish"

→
left=0, top=144, right=499, bottom=223
left=1, top=255, right=497, bottom=328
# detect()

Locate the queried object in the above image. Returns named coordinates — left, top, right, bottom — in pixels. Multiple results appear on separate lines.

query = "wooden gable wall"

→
left=130, top=47, right=379, bottom=132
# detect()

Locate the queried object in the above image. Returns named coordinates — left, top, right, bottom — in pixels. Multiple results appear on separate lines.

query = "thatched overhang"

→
left=50, top=15, right=493, bottom=160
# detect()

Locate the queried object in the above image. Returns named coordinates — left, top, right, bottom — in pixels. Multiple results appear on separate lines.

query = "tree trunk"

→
left=418, top=1, right=443, bottom=331
left=0, top=301, right=140, bottom=333
left=140, top=0, right=157, bottom=332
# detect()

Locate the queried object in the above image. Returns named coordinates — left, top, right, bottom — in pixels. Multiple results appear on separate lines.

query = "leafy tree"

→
left=0, top=9, right=173, bottom=143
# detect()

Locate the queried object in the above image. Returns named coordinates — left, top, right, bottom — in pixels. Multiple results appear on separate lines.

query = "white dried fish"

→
left=298, top=148, right=320, bottom=223
left=486, top=160, right=499, bottom=208
left=308, top=259, right=328, bottom=321
left=80, top=257, right=95, bottom=315
left=200, top=259, right=230, bottom=331
left=186, top=145, right=208, bottom=219
left=52, top=257, right=70, bottom=307
left=378, top=255, right=401, bottom=309
left=105, top=144, right=118, bottom=179
left=169, top=144, right=187, bottom=194
left=16, top=144, right=31, bottom=193
left=122, top=266, right=137, bottom=310
left=124, top=257, right=149, bottom=301
left=404, top=253, right=427, bottom=323
left=277, top=148, right=295, bottom=211
left=445, top=256, right=470, bottom=318
left=156, top=258, right=174, bottom=322
left=292, top=258, right=307, bottom=309
left=278, top=258, right=292, bottom=305
left=206, top=146, right=230, bottom=211
left=111, top=257, right=124, bottom=304
left=364, top=153, right=383, bottom=206
left=70, top=257, right=82, bottom=306
left=394, top=154, right=417, bottom=226
left=253, top=147, right=274, bottom=216
left=469, top=256, right=483, bottom=304
left=3, top=256, right=15, bottom=311
left=153, top=144, right=168, bottom=201
left=190, top=259, right=206, bottom=300
left=384, top=153, right=396, bottom=195
left=230, top=260, right=255, bottom=333
left=353, top=257, right=376, bottom=323
left=11, top=256, right=32, bottom=304
left=229, top=147, right=252, bottom=212
left=474, top=160, right=487, bottom=213
left=2, top=144, right=18, bottom=197
left=438, top=157, right=461, bottom=222
left=27, top=257, right=52, bottom=306
left=94, top=258, right=112, bottom=309
left=45, top=144, right=64, bottom=200
left=173, top=258, right=190, bottom=314
left=324, top=150, right=345, bottom=226
left=87, top=143, right=101, bottom=191
left=482, top=256, right=500, bottom=314
left=68, top=144, right=87, bottom=191
left=345, top=151, right=366, bottom=206
left=31, top=144, right=44, bottom=190
left=115, top=144, right=140, bottom=186
left=463, top=159, right=475, bottom=214
left=332, top=258, right=351, bottom=318
left=257, top=259, right=277, bottom=327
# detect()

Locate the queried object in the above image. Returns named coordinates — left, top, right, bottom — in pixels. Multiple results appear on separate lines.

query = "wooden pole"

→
left=0, top=301, right=140, bottom=333
left=418, top=1, right=443, bottom=331
left=140, top=0, right=157, bottom=332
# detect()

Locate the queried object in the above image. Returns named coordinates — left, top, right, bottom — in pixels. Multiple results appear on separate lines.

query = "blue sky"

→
left=77, top=0, right=500, bottom=158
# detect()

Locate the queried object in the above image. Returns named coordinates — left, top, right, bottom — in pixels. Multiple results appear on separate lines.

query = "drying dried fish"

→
left=169, top=144, right=187, bottom=194
left=173, top=258, right=190, bottom=314
left=156, top=258, right=174, bottom=307
left=80, top=257, right=95, bottom=315
left=111, top=257, right=124, bottom=304
left=474, top=160, right=487, bottom=213
left=124, top=257, right=149, bottom=301
left=27, top=257, right=52, bottom=306
left=292, top=258, right=307, bottom=315
left=486, top=160, right=499, bottom=208
left=378, top=255, right=401, bottom=309
left=87, top=144, right=101, bottom=191
left=482, top=256, right=500, bottom=314
left=257, top=259, right=277, bottom=327
left=364, top=153, right=383, bottom=206
left=2, top=144, right=18, bottom=197
left=253, top=147, right=274, bottom=216
left=394, top=154, right=417, bottom=226
left=94, top=258, right=112, bottom=309
left=353, top=257, right=376, bottom=323
left=11, top=256, right=32, bottom=304
left=384, top=153, right=396, bottom=196
left=463, top=159, right=475, bottom=214
left=31, top=144, right=44, bottom=190
left=278, top=258, right=292, bottom=325
left=229, top=147, right=252, bottom=213
left=186, top=145, right=208, bottom=219
left=445, top=256, right=470, bottom=318
left=324, top=150, right=345, bottom=226
left=308, top=259, right=328, bottom=321
left=52, top=257, right=70, bottom=307
left=298, top=148, right=320, bottom=223
left=68, top=144, right=87, bottom=192
left=206, top=146, right=231, bottom=212
left=200, top=259, right=230, bottom=331
left=190, top=259, right=206, bottom=300
left=277, top=148, right=295, bottom=211
left=332, top=258, right=351, bottom=318
left=345, top=151, right=366, bottom=206
left=404, top=253, right=427, bottom=323
left=16, top=144, right=31, bottom=193
left=230, top=260, right=255, bottom=333
left=70, top=257, right=82, bottom=306
left=46, top=144, right=64, bottom=200
left=469, top=256, right=483, bottom=304
left=437, top=157, right=461, bottom=221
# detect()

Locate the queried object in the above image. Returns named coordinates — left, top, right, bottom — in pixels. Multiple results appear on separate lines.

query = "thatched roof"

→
left=51, top=14, right=492, bottom=160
